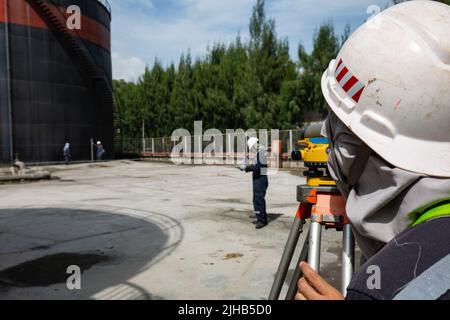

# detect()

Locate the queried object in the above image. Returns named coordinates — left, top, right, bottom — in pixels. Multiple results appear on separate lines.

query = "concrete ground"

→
left=0, top=161, right=346, bottom=300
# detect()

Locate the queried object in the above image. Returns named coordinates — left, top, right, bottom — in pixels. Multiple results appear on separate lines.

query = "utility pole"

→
left=142, top=119, right=146, bottom=154
left=289, top=130, right=293, bottom=154
left=90, top=138, right=94, bottom=163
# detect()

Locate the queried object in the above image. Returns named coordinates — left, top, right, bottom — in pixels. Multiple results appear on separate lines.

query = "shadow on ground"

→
left=0, top=208, right=183, bottom=300
left=267, top=213, right=284, bottom=223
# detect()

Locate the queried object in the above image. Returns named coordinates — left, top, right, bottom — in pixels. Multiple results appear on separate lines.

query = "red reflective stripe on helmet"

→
left=336, top=59, right=343, bottom=71
left=352, top=87, right=365, bottom=102
left=336, top=67, right=349, bottom=82
left=334, top=59, right=366, bottom=103
left=342, top=76, right=358, bottom=92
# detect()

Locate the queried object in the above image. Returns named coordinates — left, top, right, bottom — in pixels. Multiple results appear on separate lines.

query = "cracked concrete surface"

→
left=0, top=161, right=344, bottom=300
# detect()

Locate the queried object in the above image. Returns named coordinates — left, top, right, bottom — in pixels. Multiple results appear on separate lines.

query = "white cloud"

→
left=109, top=0, right=154, bottom=10
left=109, top=0, right=255, bottom=78
left=109, top=0, right=392, bottom=80
left=111, top=52, right=146, bottom=82
left=267, top=0, right=391, bottom=54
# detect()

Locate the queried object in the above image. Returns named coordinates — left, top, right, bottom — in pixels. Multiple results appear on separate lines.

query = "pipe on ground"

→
left=0, top=171, right=51, bottom=182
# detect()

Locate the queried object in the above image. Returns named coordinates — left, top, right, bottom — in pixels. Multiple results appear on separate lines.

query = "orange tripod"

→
left=269, top=185, right=355, bottom=300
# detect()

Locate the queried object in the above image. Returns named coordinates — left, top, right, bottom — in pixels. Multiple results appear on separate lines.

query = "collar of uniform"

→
left=412, top=201, right=450, bottom=227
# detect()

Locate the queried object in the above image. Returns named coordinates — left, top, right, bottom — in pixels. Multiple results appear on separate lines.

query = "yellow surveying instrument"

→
left=269, top=122, right=355, bottom=300
left=291, top=137, right=335, bottom=187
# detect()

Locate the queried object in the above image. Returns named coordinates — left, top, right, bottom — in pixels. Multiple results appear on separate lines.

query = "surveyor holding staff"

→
left=295, top=1, right=450, bottom=300
left=240, top=137, right=269, bottom=230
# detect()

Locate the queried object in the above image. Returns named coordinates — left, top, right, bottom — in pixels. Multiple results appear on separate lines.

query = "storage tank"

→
left=0, top=0, right=113, bottom=163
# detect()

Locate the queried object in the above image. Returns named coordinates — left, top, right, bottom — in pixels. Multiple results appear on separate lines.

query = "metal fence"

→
left=116, top=129, right=308, bottom=168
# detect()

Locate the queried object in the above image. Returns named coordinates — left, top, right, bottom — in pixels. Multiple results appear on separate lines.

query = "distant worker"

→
left=63, top=142, right=71, bottom=165
left=295, top=1, right=450, bottom=300
left=240, top=137, right=269, bottom=229
left=95, top=141, right=105, bottom=161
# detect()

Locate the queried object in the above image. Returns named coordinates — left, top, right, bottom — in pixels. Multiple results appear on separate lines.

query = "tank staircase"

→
left=25, top=0, right=113, bottom=109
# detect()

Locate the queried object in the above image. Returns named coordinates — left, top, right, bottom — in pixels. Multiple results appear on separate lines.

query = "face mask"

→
left=320, top=111, right=450, bottom=260
left=321, top=112, right=372, bottom=199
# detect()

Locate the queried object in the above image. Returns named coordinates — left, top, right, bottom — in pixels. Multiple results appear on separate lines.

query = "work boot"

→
left=255, top=221, right=268, bottom=229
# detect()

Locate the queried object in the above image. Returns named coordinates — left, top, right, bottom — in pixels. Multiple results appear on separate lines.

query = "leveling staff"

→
left=295, top=1, right=450, bottom=300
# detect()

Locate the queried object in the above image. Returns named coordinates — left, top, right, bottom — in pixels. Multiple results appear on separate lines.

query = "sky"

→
left=108, top=0, right=393, bottom=82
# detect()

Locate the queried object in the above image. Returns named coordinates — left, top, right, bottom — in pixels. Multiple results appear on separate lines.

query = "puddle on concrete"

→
left=44, top=175, right=75, bottom=183
left=88, top=164, right=110, bottom=169
left=208, top=198, right=249, bottom=205
left=0, top=253, right=111, bottom=288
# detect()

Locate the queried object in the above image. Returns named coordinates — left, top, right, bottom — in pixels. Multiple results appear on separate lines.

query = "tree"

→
left=139, top=60, right=173, bottom=137
left=298, top=23, right=340, bottom=117
left=112, top=0, right=353, bottom=145
left=169, top=53, right=195, bottom=132
left=113, top=79, right=142, bottom=140
left=246, top=0, right=297, bottom=129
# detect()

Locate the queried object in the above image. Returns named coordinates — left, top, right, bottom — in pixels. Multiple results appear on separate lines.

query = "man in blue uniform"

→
left=95, top=141, right=105, bottom=161
left=63, top=142, right=71, bottom=165
left=241, top=137, right=269, bottom=230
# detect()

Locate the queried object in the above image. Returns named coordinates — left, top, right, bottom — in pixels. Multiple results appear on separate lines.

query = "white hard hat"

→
left=97, top=141, right=101, bottom=145
left=247, top=137, right=259, bottom=150
left=321, top=0, right=450, bottom=177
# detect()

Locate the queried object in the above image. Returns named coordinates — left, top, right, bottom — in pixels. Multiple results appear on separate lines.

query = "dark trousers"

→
left=253, top=176, right=269, bottom=223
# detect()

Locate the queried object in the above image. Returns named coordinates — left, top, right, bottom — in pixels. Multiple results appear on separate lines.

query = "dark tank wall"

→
left=0, top=23, right=13, bottom=163
left=0, top=0, right=113, bottom=163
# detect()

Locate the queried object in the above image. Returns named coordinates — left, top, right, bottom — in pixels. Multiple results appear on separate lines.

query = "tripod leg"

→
left=308, top=222, right=322, bottom=272
left=285, top=229, right=310, bottom=300
left=268, top=217, right=304, bottom=300
left=341, top=224, right=355, bottom=295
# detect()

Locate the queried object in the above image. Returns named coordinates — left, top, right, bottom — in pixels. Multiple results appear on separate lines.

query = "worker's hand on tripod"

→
left=295, top=262, right=345, bottom=301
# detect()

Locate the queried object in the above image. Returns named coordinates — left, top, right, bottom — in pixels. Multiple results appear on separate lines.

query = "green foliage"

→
left=298, top=23, right=340, bottom=117
left=113, top=0, right=350, bottom=141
